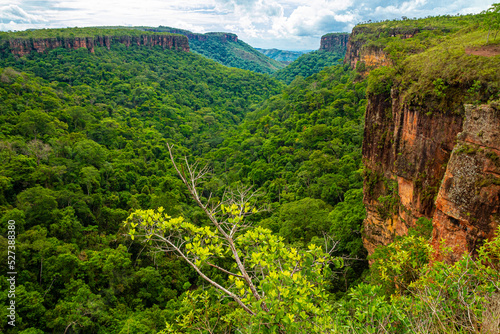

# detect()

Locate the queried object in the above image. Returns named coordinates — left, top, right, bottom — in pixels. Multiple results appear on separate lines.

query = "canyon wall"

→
left=362, top=89, right=464, bottom=256
left=319, top=33, right=349, bottom=52
left=431, top=104, right=500, bottom=262
left=344, top=26, right=422, bottom=70
left=145, top=28, right=238, bottom=43
left=7, top=34, right=189, bottom=57
left=349, top=24, right=500, bottom=260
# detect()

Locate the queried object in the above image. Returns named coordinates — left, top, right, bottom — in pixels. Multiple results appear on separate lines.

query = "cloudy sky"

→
left=0, top=0, right=494, bottom=50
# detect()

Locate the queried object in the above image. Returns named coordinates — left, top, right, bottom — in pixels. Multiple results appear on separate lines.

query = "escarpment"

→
left=362, top=89, right=464, bottom=256
left=355, top=19, right=500, bottom=261
left=431, top=104, right=500, bottom=262
left=7, top=33, right=189, bottom=56
left=319, top=33, right=349, bottom=52
left=344, top=26, right=430, bottom=70
left=145, top=27, right=238, bottom=43
left=363, top=93, right=499, bottom=261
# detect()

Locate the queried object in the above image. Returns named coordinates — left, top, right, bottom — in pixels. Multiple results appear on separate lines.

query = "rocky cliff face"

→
left=360, top=58, right=499, bottom=262
left=363, top=95, right=499, bottom=261
left=319, top=33, right=349, bottom=52
left=8, top=34, right=189, bottom=56
left=431, top=104, right=500, bottom=262
left=362, top=90, right=463, bottom=256
left=204, top=32, right=238, bottom=43
left=145, top=28, right=238, bottom=43
left=344, top=26, right=422, bottom=70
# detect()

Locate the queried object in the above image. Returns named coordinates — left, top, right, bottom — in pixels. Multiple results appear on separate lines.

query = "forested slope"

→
left=273, top=50, right=345, bottom=84
left=140, top=26, right=286, bottom=74
left=0, top=32, right=282, bottom=333
left=0, top=9, right=500, bottom=333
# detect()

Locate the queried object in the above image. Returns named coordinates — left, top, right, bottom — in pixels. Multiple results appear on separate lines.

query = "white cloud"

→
left=0, top=4, right=47, bottom=24
left=0, top=0, right=494, bottom=49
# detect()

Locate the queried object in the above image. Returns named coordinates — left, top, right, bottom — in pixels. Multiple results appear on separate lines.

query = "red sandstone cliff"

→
left=344, top=26, right=422, bottom=70
left=8, top=34, right=189, bottom=57
left=355, top=23, right=500, bottom=261
left=431, top=104, right=500, bottom=262
left=319, top=33, right=349, bottom=52
left=362, top=89, right=463, bottom=256
left=363, top=91, right=499, bottom=261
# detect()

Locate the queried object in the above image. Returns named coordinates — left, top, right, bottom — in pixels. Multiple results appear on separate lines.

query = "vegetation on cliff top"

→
left=0, top=27, right=185, bottom=40
left=363, top=9, right=500, bottom=111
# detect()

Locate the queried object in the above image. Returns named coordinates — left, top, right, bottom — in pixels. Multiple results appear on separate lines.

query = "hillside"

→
left=141, top=26, right=286, bottom=74
left=255, top=48, right=311, bottom=63
left=273, top=50, right=345, bottom=84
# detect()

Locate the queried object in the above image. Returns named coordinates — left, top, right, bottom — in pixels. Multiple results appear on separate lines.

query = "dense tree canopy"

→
left=1, top=14, right=500, bottom=333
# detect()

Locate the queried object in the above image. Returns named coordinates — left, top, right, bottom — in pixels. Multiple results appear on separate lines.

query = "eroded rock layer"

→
left=431, top=104, right=500, bottom=262
left=8, top=34, right=189, bottom=56
left=319, top=33, right=349, bottom=52
left=362, top=89, right=463, bottom=256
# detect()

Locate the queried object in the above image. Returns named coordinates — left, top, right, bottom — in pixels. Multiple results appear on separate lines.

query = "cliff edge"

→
left=3, top=29, right=189, bottom=57
left=353, top=15, right=500, bottom=261
left=319, top=33, right=349, bottom=52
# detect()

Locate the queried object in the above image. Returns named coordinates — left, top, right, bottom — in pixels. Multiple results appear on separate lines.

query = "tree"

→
left=125, top=144, right=341, bottom=333
left=80, top=166, right=100, bottom=195
left=25, top=139, right=52, bottom=166
left=483, top=3, right=500, bottom=43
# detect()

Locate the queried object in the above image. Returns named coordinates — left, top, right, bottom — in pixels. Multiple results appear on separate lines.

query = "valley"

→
left=0, top=7, right=499, bottom=333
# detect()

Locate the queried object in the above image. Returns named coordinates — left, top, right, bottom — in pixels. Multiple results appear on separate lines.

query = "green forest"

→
left=135, top=26, right=286, bottom=74
left=1, top=5, right=500, bottom=334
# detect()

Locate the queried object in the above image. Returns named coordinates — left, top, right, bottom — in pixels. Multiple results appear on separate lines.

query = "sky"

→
left=0, top=0, right=495, bottom=50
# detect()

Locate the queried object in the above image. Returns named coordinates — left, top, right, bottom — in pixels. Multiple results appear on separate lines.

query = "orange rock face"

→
left=344, top=26, right=422, bottom=71
left=362, top=90, right=463, bottom=256
left=431, top=104, right=500, bottom=262
left=8, top=34, right=189, bottom=57
left=319, top=33, right=349, bottom=52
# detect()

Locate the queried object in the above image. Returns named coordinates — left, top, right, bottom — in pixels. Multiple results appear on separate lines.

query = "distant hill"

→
left=255, top=48, right=311, bottom=63
left=141, top=26, right=286, bottom=74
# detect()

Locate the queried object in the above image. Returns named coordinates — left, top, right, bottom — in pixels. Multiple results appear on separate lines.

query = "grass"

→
left=363, top=14, right=500, bottom=111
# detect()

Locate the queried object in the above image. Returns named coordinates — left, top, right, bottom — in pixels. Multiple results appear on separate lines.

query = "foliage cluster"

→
left=136, top=26, right=286, bottom=74
left=0, top=38, right=284, bottom=333
left=332, top=224, right=500, bottom=334
left=364, top=7, right=500, bottom=110
left=0, top=27, right=182, bottom=40
left=274, top=50, right=345, bottom=84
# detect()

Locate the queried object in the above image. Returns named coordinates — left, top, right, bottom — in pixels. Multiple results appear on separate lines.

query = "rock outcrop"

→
left=431, top=104, right=500, bottom=262
left=319, top=33, right=349, bottom=52
left=362, top=90, right=463, bottom=256
left=8, top=34, right=189, bottom=57
left=360, top=75, right=499, bottom=262
left=344, top=26, right=424, bottom=70
left=145, top=28, right=238, bottom=43
left=362, top=96, right=499, bottom=261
